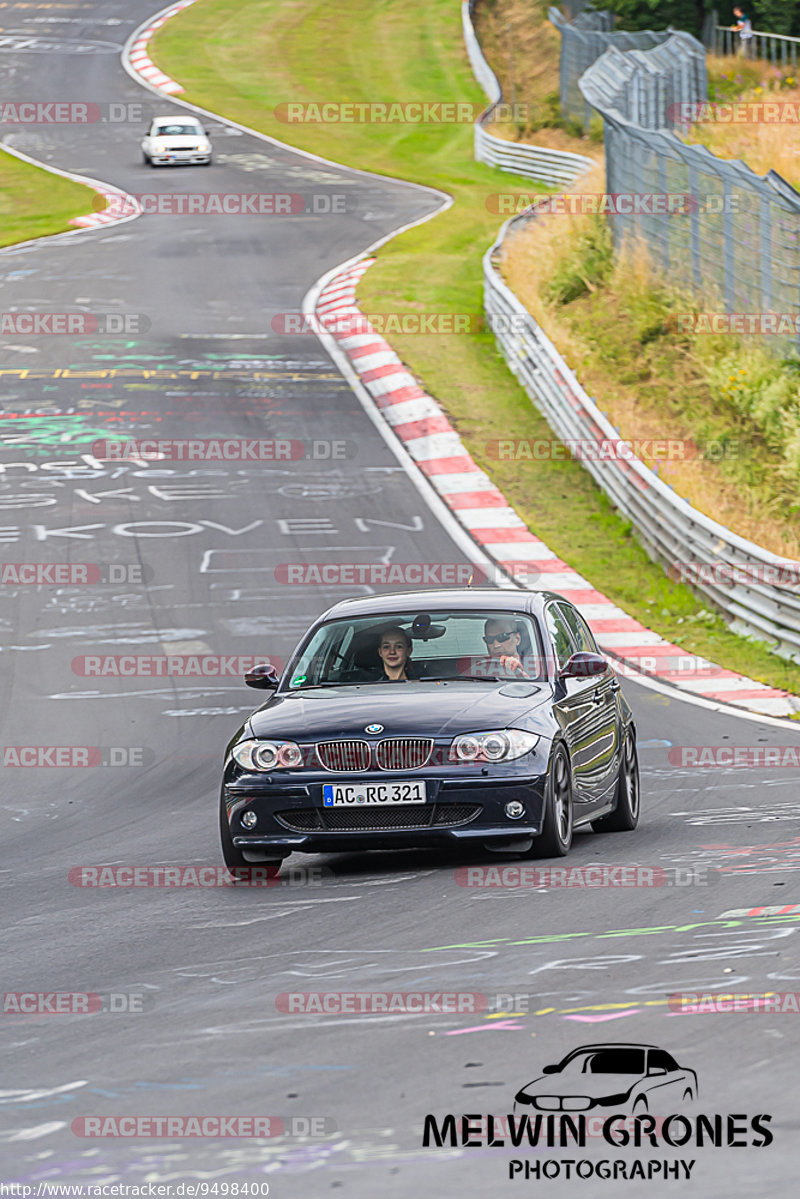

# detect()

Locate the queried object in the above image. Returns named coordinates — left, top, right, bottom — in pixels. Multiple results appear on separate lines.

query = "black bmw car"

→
left=219, top=589, right=639, bottom=871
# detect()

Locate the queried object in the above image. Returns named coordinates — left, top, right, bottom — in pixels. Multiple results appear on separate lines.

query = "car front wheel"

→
left=525, top=743, right=573, bottom=858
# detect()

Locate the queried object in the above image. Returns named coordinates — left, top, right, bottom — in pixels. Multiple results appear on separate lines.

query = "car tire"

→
left=142, top=153, right=150, bottom=165
left=633, top=1096, right=648, bottom=1114
left=682, top=1088, right=694, bottom=1103
left=219, top=791, right=284, bottom=880
left=592, top=729, right=640, bottom=833
left=526, top=743, right=573, bottom=858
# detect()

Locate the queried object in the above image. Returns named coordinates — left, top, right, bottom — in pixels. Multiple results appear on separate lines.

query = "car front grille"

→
left=530, top=1096, right=592, bottom=1112
left=274, top=803, right=481, bottom=833
left=316, top=740, right=371, bottom=772
left=375, top=737, right=433, bottom=770
left=315, top=738, right=434, bottom=771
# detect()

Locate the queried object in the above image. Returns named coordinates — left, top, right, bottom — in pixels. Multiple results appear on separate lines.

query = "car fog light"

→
left=241, top=810, right=257, bottom=829
left=505, top=800, right=525, bottom=819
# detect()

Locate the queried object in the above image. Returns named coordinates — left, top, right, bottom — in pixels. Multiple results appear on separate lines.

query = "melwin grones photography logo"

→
left=421, top=1043, right=774, bottom=1183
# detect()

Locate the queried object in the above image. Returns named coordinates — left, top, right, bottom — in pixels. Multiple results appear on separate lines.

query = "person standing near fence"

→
left=731, top=7, right=753, bottom=58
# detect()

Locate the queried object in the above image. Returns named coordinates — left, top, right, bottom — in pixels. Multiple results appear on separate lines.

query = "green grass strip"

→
left=0, top=149, right=97, bottom=249
left=152, top=0, right=800, bottom=696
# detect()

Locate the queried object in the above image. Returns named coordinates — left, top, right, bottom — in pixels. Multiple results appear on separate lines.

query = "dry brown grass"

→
left=473, top=0, right=560, bottom=106
left=503, top=216, right=800, bottom=557
left=490, top=18, right=800, bottom=557
left=685, top=54, right=800, bottom=185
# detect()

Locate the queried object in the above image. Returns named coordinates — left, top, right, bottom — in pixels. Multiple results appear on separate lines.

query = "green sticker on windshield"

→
left=291, top=675, right=307, bottom=687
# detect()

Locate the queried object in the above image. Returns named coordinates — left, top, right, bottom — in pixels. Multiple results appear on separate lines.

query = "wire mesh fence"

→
left=549, top=6, right=673, bottom=128
left=577, top=29, right=800, bottom=351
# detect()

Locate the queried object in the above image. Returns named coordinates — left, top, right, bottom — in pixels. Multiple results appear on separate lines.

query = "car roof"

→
left=566, top=1043, right=661, bottom=1052
left=153, top=115, right=202, bottom=123
left=318, top=589, right=571, bottom=622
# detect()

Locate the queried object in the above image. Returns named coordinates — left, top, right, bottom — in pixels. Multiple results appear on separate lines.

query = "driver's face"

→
left=379, top=635, right=409, bottom=665
left=484, top=622, right=519, bottom=652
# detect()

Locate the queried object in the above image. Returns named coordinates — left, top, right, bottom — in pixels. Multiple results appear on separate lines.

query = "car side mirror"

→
left=648, top=1065, right=668, bottom=1076
left=244, top=663, right=280, bottom=689
left=558, top=651, right=608, bottom=680
left=542, top=1064, right=559, bottom=1074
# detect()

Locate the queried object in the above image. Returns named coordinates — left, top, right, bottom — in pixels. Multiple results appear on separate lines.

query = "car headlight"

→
left=232, top=739, right=304, bottom=770
left=199, top=141, right=211, bottom=151
left=449, top=729, right=539, bottom=763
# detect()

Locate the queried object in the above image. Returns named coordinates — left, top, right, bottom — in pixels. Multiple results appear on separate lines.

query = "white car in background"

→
left=142, top=115, right=212, bottom=166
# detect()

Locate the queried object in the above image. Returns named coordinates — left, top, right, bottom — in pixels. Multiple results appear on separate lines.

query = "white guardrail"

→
left=462, top=0, right=594, bottom=187
left=464, top=1, right=800, bottom=662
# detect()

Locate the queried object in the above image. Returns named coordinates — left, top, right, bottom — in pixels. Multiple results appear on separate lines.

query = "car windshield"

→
left=568, top=1049, right=646, bottom=1075
left=153, top=124, right=201, bottom=136
left=284, top=609, right=544, bottom=689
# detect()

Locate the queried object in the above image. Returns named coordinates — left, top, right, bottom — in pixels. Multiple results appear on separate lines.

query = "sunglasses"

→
left=484, top=631, right=516, bottom=644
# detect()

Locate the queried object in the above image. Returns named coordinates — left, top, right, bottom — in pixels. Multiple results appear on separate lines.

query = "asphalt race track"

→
left=2, top=3, right=800, bottom=1196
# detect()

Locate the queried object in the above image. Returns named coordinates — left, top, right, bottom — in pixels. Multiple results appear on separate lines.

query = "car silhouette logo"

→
left=365, top=724, right=384, bottom=734
left=514, top=1043, right=698, bottom=1116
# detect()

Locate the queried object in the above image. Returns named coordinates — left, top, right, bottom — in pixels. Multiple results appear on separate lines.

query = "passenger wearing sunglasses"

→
left=479, top=619, right=533, bottom=679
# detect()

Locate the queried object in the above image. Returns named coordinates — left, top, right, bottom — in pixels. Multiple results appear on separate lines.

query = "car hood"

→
left=248, top=681, right=551, bottom=741
left=518, top=1072, right=639, bottom=1101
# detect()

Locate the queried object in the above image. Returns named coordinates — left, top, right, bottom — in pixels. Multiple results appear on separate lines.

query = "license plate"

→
left=322, top=781, right=427, bottom=807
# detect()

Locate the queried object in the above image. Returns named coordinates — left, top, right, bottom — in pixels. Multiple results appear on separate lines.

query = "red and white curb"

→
left=127, top=0, right=196, bottom=95
left=70, top=184, right=142, bottom=229
left=316, top=258, right=800, bottom=719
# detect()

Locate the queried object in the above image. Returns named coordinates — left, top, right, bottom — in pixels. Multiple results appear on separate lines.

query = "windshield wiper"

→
left=422, top=674, right=499, bottom=682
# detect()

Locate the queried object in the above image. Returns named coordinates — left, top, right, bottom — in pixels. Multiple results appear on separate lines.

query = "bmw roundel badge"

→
left=365, top=724, right=384, bottom=734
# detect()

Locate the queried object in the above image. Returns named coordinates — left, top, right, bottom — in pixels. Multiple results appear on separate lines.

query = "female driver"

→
left=377, top=626, right=413, bottom=681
